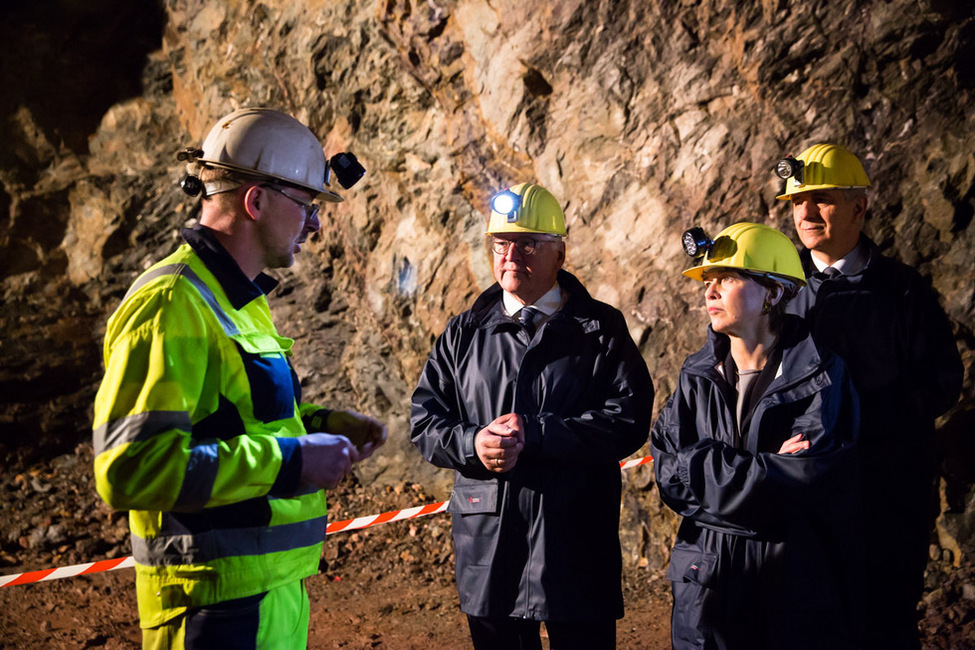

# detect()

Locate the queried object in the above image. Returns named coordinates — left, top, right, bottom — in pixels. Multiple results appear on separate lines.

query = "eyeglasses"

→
left=491, top=236, right=560, bottom=256
left=260, top=184, right=320, bottom=221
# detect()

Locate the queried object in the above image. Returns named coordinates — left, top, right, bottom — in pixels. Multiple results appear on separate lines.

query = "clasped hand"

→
left=475, top=413, right=525, bottom=473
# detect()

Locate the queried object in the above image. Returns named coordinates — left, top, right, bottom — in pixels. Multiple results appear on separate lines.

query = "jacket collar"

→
left=181, top=225, right=279, bottom=310
left=470, top=269, right=596, bottom=329
left=683, top=315, right=822, bottom=392
left=799, top=233, right=882, bottom=280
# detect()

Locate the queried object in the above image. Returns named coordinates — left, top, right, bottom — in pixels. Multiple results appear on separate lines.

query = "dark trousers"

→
left=855, top=457, right=937, bottom=650
left=467, top=615, right=616, bottom=650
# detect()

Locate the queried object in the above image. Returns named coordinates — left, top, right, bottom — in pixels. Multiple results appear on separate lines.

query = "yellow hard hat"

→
left=681, top=222, right=806, bottom=289
left=774, top=143, right=871, bottom=200
left=485, top=183, right=567, bottom=236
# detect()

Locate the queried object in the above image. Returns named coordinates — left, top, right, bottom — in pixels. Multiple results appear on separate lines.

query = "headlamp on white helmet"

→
left=326, top=152, right=366, bottom=190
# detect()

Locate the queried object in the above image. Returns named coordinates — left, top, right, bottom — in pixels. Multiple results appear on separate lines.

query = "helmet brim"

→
left=682, top=264, right=806, bottom=288
left=776, top=183, right=870, bottom=201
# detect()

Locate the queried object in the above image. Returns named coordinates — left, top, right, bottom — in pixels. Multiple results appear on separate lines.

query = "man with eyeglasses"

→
left=411, top=183, right=653, bottom=650
left=93, top=107, right=384, bottom=649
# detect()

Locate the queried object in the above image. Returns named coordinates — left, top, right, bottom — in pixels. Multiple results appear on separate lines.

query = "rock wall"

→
left=2, top=0, right=973, bottom=576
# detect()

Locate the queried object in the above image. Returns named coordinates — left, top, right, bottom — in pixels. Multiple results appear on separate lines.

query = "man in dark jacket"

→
left=410, top=183, right=653, bottom=650
left=775, top=143, right=964, bottom=649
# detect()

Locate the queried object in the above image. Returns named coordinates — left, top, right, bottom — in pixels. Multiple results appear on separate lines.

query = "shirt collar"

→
left=181, top=225, right=279, bottom=309
left=810, top=239, right=868, bottom=276
left=502, top=283, right=562, bottom=317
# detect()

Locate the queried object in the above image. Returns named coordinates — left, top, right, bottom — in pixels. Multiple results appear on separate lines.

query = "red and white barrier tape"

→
left=325, top=500, right=448, bottom=535
left=0, top=556, right=135, bottom=588
left=619, top=456, right=652, bottom=471
left=0, top=454, right=653, bottom=588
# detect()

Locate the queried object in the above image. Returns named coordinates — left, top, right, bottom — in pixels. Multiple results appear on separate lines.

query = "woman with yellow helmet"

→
left=651, top=222, right=862, bottom=648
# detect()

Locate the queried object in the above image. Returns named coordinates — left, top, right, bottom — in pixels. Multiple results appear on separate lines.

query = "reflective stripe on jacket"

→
left=410, top=270, right=654, bottom=621
left=93, top=227, right=325, bottom=628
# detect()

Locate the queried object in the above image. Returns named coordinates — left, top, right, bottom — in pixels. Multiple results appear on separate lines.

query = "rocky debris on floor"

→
left=1, top=442, right=972, bottom=648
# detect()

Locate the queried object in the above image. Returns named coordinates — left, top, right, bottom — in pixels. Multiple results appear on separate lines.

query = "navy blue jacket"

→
left=651, top=318, right=861, bottom=649
left=410, top=270, right=653, bottom=621
left=789, top=235, right=962, bottom=466
left=788, top=235, right=963, bottom=648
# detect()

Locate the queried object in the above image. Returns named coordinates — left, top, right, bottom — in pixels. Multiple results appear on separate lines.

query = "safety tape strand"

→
left=1, top=454, right=652, bottom=587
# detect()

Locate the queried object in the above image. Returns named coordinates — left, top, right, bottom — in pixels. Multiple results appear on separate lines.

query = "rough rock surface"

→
left=1, top=0, right=973, bottom=646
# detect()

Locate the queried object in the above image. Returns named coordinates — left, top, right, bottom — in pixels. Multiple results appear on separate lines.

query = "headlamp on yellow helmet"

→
left=774, top=155, right=804, bottom=186
left=680, top=222, right=806, bottom=296
left=486, top=183, right=567, bottom=237
left=491, top=190, right=522, bottom=220
left=681, top=227, right=715, bottom=259
left=774, top=143, right=870, bottom=200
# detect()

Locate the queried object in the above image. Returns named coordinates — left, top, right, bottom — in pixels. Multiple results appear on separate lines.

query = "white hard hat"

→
left=182, top=108, right=344, bottom=202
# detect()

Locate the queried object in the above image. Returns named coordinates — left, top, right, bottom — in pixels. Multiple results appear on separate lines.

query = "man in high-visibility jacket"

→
left=93, top=108, right=385, bottom=649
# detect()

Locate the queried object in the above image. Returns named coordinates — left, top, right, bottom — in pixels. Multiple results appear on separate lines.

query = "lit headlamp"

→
left=774, top=155, right=804, bottom=185
left=491, top=189, right=522, bottom=222
left=681, top=227, right=713, bottom=259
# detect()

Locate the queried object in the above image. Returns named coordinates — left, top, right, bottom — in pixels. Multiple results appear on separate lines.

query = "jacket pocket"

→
left=667, top=544, right=720, bottom=588
left=447, top=481, right=499, bottom=515
left=232, top=332, right=296, bottom=424
left=447, top=481, right=500, bottom=570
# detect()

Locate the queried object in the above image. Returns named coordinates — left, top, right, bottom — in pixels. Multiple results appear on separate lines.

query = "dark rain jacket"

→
left=651, top=317, right=861, bottom=649
left=788, top=235, right=963, bottom=646
left=410, top=270, right=653, bottom=622
left=789, top=235, right=962, bottom=471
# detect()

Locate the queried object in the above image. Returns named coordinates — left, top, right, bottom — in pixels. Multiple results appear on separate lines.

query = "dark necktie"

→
left=518, top=307, right=539, bottom=338
left=816, top=266, right=842, bottom=281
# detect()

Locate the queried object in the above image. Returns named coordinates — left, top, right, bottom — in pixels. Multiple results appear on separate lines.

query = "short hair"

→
left=198, top=166, right=230, bottom=183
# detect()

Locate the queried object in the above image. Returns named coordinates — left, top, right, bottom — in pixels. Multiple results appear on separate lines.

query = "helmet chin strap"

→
left=179, top=173, right=253, bottom=198
left=202, top=178, right=247, bottom=196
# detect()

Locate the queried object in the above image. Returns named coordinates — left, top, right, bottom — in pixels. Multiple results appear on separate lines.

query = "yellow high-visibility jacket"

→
left=93, top=227, right=328, bottom=628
